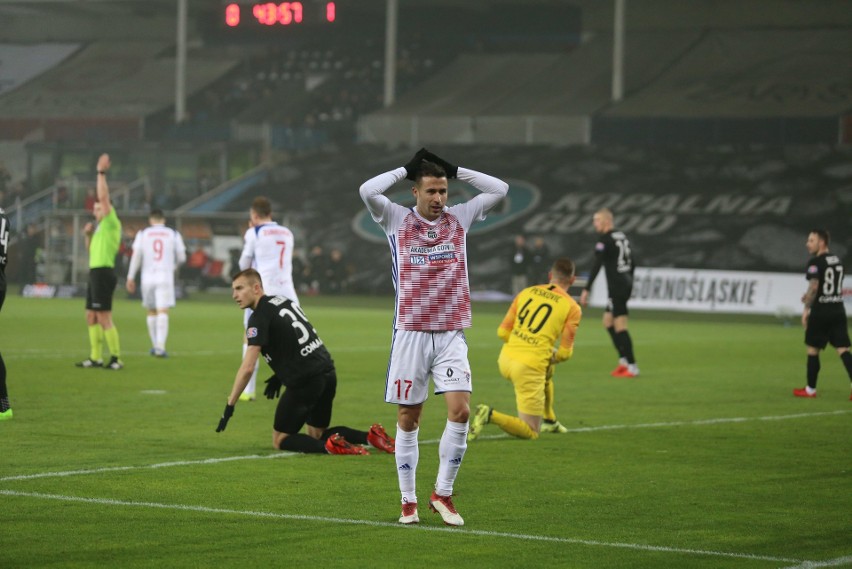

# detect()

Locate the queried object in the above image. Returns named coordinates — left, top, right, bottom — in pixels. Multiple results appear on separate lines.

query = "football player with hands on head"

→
left=794, top=229, right=852, bottom=399
left=215, top=268, right=395, bottom=456
left=468, top=258, right=582, bottom=441
left=359, top=148, right=509, bottom=526
left=125, top=209, right=187, bottom=358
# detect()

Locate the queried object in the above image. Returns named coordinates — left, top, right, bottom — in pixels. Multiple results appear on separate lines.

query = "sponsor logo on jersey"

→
left=410, top=255, right=427, bottom=265
left=409, top=243, right=455, bottom=254
left=246, top=327, right=258, bottom=338
left=428, top=251, right=457, bottom=264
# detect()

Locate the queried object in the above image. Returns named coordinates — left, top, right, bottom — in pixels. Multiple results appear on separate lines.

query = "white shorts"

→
left=384, top=329, right=472, bottom=405
left=141, top=282, right=175, bottom=310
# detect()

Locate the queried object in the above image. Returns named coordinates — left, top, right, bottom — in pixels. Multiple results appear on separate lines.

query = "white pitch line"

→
left=2, top=410, right=847, bottom=483
left=779, top=556, right=852, bottom=569
left=0, top=452, right=301, bottom=482
left=0, top=489, right=804, bottom=564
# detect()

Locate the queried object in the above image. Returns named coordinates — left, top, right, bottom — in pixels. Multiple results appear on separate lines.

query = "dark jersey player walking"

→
left=794, top=229, right=852, bottom=399
left=579, top=208, right=639, bottom=377
left=215, top=268, right=395, bottom=454
left=0, top=208, right=11, bottom=420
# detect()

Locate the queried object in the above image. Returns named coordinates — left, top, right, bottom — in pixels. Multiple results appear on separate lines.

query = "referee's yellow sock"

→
left=104, top=326, right=121, bottom=359
left=543, top=378, right=557, bottom=422
left=88, top=324, right=104, bottom=362
left=490, top=410, right=539, bottom=440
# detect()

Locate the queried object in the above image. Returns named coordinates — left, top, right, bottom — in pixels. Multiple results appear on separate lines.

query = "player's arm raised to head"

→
left=227, top=345, right=262, bottom=406
left=96, top=153, right=112, bottom=216
left=457, top=167, right=509, bottom=214
left=359, top=167, right=406, bottom=223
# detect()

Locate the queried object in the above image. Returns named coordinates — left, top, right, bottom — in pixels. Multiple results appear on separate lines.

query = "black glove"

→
left=264, top=375, right=282, bottom=400
left=404, top=147, right=429, bottom=181
left=423, top=150, right=458, bottom=179
left=216, top=404, right=235, bottom=432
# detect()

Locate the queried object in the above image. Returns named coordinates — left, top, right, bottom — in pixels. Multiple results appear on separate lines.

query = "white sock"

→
left=146, top=315, right=157, bottom=350
left=628, top=363, right=640, bottom=374
left=395, top=424, right=419, bottom=504
left=806, top=386, right=817, bottom=395
left=156, top=313, right=169, bottom=351
left=435, top=419, right=468, bottom=497
left=619, top=357, right=628, bottom=366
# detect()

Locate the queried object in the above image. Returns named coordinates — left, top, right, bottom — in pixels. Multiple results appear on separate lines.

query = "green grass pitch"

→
left=1, top=293, right=850, bottom=568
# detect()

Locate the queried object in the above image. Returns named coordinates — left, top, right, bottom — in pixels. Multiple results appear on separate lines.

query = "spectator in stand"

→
left=306, top=245, right=327, bottom=293
left=185, top=247, right=210, bottom=289
left=528, top=237, right=550, bottom=284
left=325, top=248, right=348, bottom=295
left=292, top=250, right=307, bottom=293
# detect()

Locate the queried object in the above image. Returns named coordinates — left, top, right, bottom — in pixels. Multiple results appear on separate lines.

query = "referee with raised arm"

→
left=75, top=153, right=124, bottom=370
left=580, top=208, right=639, bottom=378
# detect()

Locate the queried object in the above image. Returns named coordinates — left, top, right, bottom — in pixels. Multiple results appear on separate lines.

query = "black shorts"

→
left=0, top=286, right=6, bottom=312
left=274, top=366, right=337, bottom=434
left=805, top=311, right=851, bottom=350
left=606, top=293, right=630, bottom=317
left=86, top=267, right=117, bottom=311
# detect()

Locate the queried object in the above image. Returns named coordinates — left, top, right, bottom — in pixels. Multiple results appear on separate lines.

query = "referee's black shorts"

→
left=274, top=366, right=337, bottom=434
left=86, top=267, right=117, bottom=311
left=805, top=310, right=851, bottom=350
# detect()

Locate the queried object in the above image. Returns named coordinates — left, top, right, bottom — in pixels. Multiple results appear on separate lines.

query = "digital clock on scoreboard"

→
left=223, top=1, right=337, bottom=28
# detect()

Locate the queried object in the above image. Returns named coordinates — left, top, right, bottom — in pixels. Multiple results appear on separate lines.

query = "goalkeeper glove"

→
left=423, top=150, right=458, bottom=179
left=404, top=147, right=429, bottom=181
left=264, top=375, right=282, bottom=400
left=216, top=404, right=235, bottom=432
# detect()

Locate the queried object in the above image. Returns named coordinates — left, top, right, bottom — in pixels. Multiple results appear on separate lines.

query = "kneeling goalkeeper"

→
left=215, top=269, right=395, bottom=455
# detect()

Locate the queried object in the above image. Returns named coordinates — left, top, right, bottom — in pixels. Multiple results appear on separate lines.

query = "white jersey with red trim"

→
left=239, top=221, right=298, bottom=303
left=127, top=224, right=187, bottom=286
left=360, top=166, right=508, bottom=331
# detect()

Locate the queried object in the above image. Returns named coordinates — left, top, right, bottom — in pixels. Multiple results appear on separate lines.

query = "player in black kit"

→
left=215, top=268, right=396, bottom=454
left=794, top=229, right=852, bottom=399
left=0, top=208, right=11, bottom=420
left=579, top=208, right=639, bottom=377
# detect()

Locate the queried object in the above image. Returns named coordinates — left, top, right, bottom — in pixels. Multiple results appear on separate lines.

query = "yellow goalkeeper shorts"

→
left=498, top=352, right=545, bottom=417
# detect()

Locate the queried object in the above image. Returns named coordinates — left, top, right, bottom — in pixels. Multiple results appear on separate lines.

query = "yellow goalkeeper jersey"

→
left=497, top=283, right=582, bottom=373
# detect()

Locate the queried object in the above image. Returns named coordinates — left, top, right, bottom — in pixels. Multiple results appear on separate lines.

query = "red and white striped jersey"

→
left=360, top=166, right=508, bottom=331
left=127, top=224, right=187, bottom=285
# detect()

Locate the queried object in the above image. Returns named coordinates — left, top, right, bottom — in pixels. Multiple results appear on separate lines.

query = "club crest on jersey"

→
left=595, top=242, right=605, bottom=252
left=246, top=327, right=258, bottom=338
left=427, top=230, right=438, bottom=239
left=807, top=265, right=818, bottom=275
